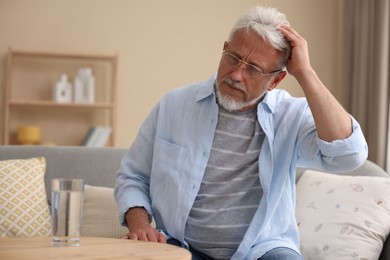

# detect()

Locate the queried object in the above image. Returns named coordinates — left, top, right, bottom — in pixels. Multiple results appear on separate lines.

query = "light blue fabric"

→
left=114, top=73, right=368, bottom=260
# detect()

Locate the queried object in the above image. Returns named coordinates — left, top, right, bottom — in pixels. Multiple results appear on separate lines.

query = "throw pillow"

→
left=82, top=185, right=129, bottom=237
left=0, top=157, right=51, bottom=238
left=296, top=170, right=390, bottom=260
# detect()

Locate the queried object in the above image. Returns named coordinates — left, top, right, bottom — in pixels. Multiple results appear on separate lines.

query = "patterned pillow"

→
left=0, top=157, right=51, bottom=238
left=82, top=185, right=129, bottom=237
left=82, top=185, right=157, bottom=238
left=296, top=170, right=390, bottom=259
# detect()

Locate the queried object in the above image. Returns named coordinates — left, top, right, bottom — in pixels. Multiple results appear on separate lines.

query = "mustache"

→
left=222, top=77, right=247, bottom=94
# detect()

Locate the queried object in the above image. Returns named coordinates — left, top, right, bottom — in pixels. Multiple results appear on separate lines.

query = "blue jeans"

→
left=168, top=239, right=302, bottom=260
left=258, top=247, right=303, bottom=260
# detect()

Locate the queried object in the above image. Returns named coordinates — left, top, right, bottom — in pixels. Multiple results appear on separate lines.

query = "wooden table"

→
left=0, top=236, right=192, bottom=260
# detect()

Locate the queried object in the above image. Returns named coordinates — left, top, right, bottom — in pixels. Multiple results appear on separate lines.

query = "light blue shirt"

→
left=114, top=74, right=368, bottom=259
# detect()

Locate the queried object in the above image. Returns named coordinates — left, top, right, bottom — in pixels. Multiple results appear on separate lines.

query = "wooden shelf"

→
left=9, top=100, right=115, bottom=109
left=9, top=49, right=117, bottom=60
left=3, top=48, right=118, bottom=146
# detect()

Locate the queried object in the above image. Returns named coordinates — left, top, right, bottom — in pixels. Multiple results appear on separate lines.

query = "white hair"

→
left=228, top=6, right=291, bottom=66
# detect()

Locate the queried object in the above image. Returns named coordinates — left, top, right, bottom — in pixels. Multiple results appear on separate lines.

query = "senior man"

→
left=115, top=6, right=367, bottom=260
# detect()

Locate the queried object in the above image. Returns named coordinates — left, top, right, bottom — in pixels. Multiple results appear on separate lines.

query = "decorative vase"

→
left=17, top=126, right=41, bottom=145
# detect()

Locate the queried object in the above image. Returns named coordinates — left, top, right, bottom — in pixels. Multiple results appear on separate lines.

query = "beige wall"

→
left=0, top=0, right=340, bottom=147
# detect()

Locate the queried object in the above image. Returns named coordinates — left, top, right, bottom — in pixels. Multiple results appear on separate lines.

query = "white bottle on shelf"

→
left=53, top=74, right=72, bottom=103
left=74, top=67, right=95, bottom=103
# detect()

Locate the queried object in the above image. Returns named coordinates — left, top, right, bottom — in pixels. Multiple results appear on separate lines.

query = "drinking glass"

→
left=51, top=178, right=84, bottom=246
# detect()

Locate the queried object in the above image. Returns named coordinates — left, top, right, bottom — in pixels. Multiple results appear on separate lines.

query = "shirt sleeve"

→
left=296, top=112, right=368, bottom=173
left=114, top=104, right=159, bottom=226
left=316, top=116, right=368, bottom=171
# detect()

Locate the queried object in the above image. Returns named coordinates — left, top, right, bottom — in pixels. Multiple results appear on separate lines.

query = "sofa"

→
left=0, top=145, right=389, bottom=259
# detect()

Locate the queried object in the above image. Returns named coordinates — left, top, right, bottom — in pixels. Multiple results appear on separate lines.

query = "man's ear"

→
left=223, top=41, right=228, bottom=51
left=268, top=71, right=287, bottom=91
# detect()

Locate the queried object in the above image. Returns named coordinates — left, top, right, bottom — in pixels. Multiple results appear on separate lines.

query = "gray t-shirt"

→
left=185, top=107, right=264, bottom=259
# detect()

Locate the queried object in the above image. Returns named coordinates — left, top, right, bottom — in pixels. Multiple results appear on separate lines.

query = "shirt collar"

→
left=195, top=73, right=217, bottom=102
left=260, top=90, right=277, bottom=114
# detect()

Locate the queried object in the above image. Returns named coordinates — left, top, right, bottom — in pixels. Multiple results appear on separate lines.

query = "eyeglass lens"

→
left=222, top=53, right=265, bottom=78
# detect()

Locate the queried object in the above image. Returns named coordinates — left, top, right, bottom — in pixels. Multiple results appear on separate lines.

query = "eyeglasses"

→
left=221, top=51, right=282, bottom=79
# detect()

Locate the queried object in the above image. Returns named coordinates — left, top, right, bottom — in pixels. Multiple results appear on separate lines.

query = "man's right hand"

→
left=122, top=207, right=167, bottom=243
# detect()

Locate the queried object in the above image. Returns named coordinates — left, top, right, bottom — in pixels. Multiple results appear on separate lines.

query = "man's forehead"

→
left=228, top=30, right=281, bottom=66
left=229, top=29, right=273, bottom=50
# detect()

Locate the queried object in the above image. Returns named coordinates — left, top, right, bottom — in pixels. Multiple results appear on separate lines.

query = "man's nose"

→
left=230, top=62, right=246, bottom=81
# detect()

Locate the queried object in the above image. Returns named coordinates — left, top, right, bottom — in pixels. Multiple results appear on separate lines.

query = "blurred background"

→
left=1, top=0, right=388, bottom=169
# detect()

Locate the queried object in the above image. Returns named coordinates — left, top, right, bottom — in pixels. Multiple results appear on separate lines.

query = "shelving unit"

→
left=3, top=48, right=118, bottom=146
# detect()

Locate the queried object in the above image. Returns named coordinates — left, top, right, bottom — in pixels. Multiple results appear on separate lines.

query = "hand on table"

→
left=121, top=225, right=166, bottom=243
left=122, top=207, right=167, bottom=243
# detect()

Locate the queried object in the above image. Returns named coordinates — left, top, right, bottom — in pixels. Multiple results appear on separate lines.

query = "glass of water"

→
left=51, top=179, right=84, bottom=247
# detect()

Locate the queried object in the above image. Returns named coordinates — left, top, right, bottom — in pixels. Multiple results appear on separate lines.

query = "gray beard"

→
left=215, top=80, right=267, bottom=112
left=216, top=88, right=263, bottom=112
